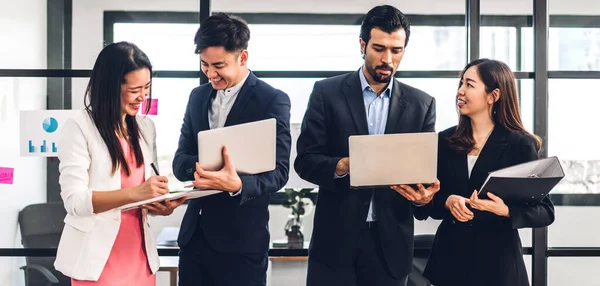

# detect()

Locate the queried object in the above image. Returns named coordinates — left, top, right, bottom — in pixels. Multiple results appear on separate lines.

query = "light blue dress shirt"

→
left=335, top=68, right=392, bottom=221
left=360, top=68, right=392, bottom=222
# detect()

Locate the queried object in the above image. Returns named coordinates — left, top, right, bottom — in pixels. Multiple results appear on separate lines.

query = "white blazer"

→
left=54, top=110, right=160, bottom=281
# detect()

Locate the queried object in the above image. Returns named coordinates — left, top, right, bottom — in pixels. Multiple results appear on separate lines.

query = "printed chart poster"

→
left=20, top=110, right=75, bottom=157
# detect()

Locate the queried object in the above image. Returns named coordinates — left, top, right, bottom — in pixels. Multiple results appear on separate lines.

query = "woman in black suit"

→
left=397, top=58, right=555, bottom=286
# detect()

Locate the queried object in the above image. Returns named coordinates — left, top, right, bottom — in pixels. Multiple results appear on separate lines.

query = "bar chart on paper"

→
left=28, top=140, right=58, bottom=153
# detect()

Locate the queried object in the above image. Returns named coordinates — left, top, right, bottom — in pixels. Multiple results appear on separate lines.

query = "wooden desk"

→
left=158, top=256, right=309, bottom=286
left=269, top=256, right=308, bottom=262
left=159, top=256, right=310, bottom=286
left=159, top=257, right=179, bottom=286
left=156, top=241, right=310, bottom=286
left=269, top=255, right=309, bottom=286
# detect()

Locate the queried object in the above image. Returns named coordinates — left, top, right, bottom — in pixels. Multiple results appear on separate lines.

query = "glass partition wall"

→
left=2, top=0, right=600, bottom=285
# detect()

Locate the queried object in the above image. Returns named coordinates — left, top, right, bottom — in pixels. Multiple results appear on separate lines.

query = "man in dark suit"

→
left=172, top=13, right=291, bottom=286
left=294, top=5, right=440, bottom=286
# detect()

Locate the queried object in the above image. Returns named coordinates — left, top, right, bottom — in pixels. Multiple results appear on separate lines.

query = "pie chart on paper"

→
left=42, top=117, right=59, bottom=133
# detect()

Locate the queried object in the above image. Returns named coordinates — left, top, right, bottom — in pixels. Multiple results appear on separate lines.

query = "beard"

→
left=365, top=63, right=394, bottom=83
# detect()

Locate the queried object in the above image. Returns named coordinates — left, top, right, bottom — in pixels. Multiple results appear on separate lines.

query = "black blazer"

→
left=294, top=70, right=436, bottom=278
left=172, top=71, right=292, bottom=254
left=421, top=126, right=555, bottom=286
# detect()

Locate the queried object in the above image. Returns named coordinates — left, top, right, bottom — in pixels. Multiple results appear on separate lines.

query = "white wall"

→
left=0, top=0, right=48, bottom=285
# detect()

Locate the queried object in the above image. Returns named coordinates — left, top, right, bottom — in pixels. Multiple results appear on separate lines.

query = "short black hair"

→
left=360, top=5, right=411, bottom=47
left=194, top=12, right=250, bottom=54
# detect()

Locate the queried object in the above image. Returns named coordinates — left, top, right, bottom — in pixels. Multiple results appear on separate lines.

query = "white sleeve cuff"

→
left=334, top=172, right=348, bottom=179
left=229, top=185, right=243, bottom=196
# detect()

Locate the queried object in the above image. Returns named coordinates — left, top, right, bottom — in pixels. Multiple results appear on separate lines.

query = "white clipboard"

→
left=119, top=189, right=222, bottom=211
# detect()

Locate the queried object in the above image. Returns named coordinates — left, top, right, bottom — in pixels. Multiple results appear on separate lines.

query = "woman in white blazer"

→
left=54, top=42, right=185, bottom=284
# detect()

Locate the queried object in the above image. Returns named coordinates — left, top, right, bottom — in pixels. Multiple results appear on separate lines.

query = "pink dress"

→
left=72, top=138, right=155, bottom=285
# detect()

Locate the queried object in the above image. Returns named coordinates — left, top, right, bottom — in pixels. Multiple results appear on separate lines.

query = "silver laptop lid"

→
left=197, top=118, right=276, bottom=175
left=348, top=132, right=437, bottom=188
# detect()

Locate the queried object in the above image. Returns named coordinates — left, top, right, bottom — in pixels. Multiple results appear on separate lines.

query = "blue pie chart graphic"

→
left=42, top=117, right=59, bottom=133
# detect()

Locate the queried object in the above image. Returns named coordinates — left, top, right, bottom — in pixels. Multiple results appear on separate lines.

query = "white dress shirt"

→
left=199, top=71, right=249, bottom=215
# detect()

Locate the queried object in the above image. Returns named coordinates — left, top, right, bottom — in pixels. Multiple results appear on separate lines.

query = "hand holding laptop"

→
left=196, top=118, right=276, bottom=175
left=192, top=146, right=243, bottom=192
left=190, top=118, right=277, bottom=192
left=390, top=179, right=441, bottom=205
left=335, top=157, right=350, bottom=176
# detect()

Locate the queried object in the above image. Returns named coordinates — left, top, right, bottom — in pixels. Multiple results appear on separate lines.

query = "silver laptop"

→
left=348, top=132, right=437, bottom=188
left=197, top=118, right=276, bottom=175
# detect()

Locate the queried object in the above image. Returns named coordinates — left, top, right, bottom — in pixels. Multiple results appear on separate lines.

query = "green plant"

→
left=282, top=188, right=313, bottom=222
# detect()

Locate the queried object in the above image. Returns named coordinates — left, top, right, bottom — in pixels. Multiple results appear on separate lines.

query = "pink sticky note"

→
left=142, top=99, right=158, bottom=115
left=0, top=167, right=14, bottom=185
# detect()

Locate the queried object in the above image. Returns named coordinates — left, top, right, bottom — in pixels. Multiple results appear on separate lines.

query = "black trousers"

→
left=178, top=219, right=268, bottom=286
left=307, top=222, right=410, bottom=286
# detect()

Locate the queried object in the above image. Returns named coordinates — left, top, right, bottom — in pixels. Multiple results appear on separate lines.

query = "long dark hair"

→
left=449, top=58, right=541, bottom=153
left=84, top=42, right=152, bottom=176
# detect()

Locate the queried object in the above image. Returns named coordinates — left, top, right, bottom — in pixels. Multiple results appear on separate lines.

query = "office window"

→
left=520, top=27, right=600, bottom=71
left=401, top=26, right=466, bottom=70
left=548, top=79, right=600, bottom=194
left=113, top=23, right=199, bottom=71
left=401, top=79, right=533, bottom=133
left=249, top=24, right=466, bottom=71
left=480, top=27, right=518, bottom=70
left=481, top=0, right=533, bottom=72
left=111, top=22, right=473, bottom=184
left=260, top=78, right=323, bottom=124
left=111, top=20, right=538, bottom=184
left=150, top=78, right=200, bottom=177
left=519, top=79, right=534, bottom=133
left=549, top=258, right=600, bottom=286
left=550, top=28, right=600, bottom=71
left=113, top=24, right=199, bottom=184
left=401, top=78, right=460, bottom=132
left=248, top=24, right=361, bottom=71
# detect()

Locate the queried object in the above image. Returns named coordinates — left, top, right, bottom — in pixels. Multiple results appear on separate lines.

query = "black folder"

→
left=477, top=156, right=565, bottom=203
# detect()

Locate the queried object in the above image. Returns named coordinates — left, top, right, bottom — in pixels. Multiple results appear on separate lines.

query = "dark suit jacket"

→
left=421, top=126, right=555, bottom=286
left=172, top=71, right=292, bottom=255
left=294, top=70, right=436, bottom=278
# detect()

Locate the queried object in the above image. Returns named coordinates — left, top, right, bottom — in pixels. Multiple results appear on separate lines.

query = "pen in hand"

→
left=150, top=163, right=167, bottom=184
left=150, top=163, right=160, bottom=176
left=149, top=163, right=170, bottom=201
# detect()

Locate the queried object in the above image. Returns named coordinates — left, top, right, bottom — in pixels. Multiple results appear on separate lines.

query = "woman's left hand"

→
left=468, top=190, right=510, bottom=217
left=142, top=197, right=186, bottom=216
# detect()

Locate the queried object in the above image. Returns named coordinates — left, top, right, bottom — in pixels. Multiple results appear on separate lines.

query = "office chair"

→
left=18, top=202, right=70, bottom=286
